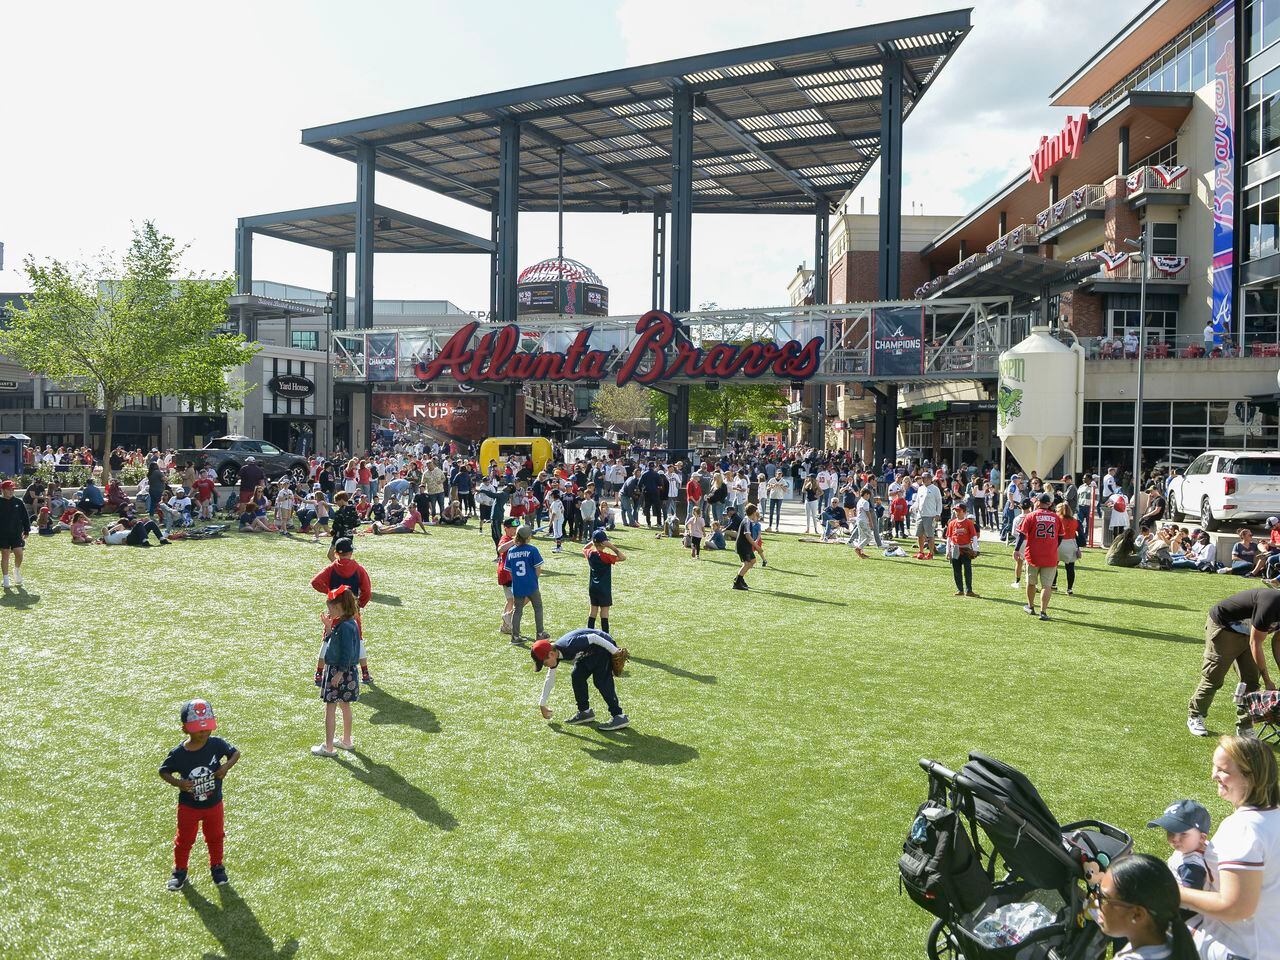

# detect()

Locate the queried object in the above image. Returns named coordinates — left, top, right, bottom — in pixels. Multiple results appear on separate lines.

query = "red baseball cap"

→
left=531, top=638, right=553, bottom=671
left=0, top=480, right=14, bottom=491
left=327, top=585, right=351, bottom=601
left=181, top=699, right=217, bottom=732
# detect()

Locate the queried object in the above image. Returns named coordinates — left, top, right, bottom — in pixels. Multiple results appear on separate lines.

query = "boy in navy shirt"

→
left=505, top=525, right=548, bottom=642
left=158, top=699, right=240, bottom=891
left=584, top=528, right=625, bottom=635
left=531, top=628, right=629, bottom=730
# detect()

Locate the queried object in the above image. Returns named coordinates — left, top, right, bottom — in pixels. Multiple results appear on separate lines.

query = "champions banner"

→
left=1211, top=0, right=1236, bottom=337
left=365, top=332, right=399, bottom=382
left=871, top=305, right=925, bottom=376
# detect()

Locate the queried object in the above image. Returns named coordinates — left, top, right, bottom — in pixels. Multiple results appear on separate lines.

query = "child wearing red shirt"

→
left=193, top=475, right=217, bottom=520
left=890, top=494, right=909, bottom=538
left=944, top=502, right=979, bottom=597
left=496, top=517, right=519, bottom=635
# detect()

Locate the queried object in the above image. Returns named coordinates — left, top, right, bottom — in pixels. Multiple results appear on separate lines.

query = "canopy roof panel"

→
left=238, top=203, right=494, bottom=254
left=301, top=12, right=971, bottom=214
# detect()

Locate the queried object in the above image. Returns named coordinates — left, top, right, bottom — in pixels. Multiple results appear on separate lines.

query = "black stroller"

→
left=900, top=753, right=1133, bottom=960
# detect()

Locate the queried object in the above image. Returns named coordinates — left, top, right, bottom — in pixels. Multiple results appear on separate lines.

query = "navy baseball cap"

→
left=592, top=528, right=607, bottom=543
left=1147, top=799, right=1211, bottom=834
left=333, top=537, right=354, bottom=554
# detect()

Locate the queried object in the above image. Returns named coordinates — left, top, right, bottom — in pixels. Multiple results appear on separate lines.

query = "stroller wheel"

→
left=927, top=919, right=964, bottom=960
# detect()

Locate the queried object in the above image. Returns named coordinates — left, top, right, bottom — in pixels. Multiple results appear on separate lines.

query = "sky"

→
left=2, top=0, right=1144, bottom=314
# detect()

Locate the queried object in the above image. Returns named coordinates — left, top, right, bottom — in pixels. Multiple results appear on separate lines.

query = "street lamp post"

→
left=1124, top=228, right=1149, bottom=525
left=324, top=291, right=336, bottom=457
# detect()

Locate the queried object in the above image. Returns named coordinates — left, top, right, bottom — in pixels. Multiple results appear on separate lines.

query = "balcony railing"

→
left=1124, top=163, right=1192, bottom=201
left=1070, top=333, right=1274, bottom=361
left=983, top=223, right=1041, bottom=255
left=1035, top=183, right=1106, bottom=234
left=1089, top=251, right=1191, bottom=283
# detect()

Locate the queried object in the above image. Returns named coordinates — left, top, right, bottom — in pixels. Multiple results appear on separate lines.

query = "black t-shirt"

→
left=1210, top=588, right=1280, bottom=632
left=413, top=492, right=431, bottom=517
left=159, top=736, right=237, bottom=808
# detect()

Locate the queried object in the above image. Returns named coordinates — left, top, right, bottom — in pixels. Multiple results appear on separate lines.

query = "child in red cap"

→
left=158, top=698, right=240, bottom=891
left=312, top=586, right=361, bottom=757
left=0, top=479, right=29, bottom=588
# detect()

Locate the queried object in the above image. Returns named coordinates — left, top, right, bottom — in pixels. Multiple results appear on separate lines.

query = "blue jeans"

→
left=1076, top=505, right=1089, bottom=546
left=768, top=499, right=783, bottom=527
left=622, top=497, right=639, bottom=525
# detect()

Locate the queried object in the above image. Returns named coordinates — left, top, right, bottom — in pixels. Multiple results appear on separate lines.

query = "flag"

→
left=1152, top=164, right=1189, bottom=188
left=1036, top=210, right=1048, bottom=228
left=1093, top=250, right=1130, bottom=271
left=1052, top=198, right=1069, bottom=218
left=1071, top=187, right=1085, bottom=209
left=1126, top=170, right=1142, bottom=194
left=1151, top=255, right=1188, bottom=275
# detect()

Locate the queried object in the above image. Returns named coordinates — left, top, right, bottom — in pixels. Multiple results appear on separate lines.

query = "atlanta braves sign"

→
left=412, top=310, right=824, bottom=387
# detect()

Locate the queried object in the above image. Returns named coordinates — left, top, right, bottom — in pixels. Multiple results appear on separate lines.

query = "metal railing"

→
left=1069, top=333, right=1270, bottom=360
left=1035, top=183, right=1106, bottom=233
left=1090, top=252, right=1190, bottom=283
left=1124, top=164, right=1192, bottom=199
left=983, top=223, right=1041, bottom=255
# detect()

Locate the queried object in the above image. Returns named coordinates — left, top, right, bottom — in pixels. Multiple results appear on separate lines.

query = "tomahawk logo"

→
left=997, top=384, right=1024, bottom=428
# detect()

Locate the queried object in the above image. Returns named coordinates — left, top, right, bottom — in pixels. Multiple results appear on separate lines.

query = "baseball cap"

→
left=180, top=699, right=217, bottom=733
left=333, top=537, right=354, bottom=553
left=245, top=456, right=256, bottom=463
left=502, top=516, right=520, bottom=527
left=592, top=528, right=608, bottom=543
left=327, top=585, right=351, bottom=602
left=1147, top=799, right=1211, bottom=835
left=531, top=638, right=553, bottom=671
left=1038, top=493, right=1052, bottom=505
left=1268, top=516, right=1279, bottom=529
left=0, top=480, right=14, bottom=491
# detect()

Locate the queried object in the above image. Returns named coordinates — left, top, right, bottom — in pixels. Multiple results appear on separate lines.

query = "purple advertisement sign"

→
left=1211, top=0, right=1235, bottom=339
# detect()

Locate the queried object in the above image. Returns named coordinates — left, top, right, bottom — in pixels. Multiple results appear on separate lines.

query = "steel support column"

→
left=1117, top=125, right=1130, bottom=176
left=652, top=198, right=667, bottom=311
left=668, top=85, right=695, bottom=455
left=354, top=143, right=376, bottom=330
left=809, top=386, right=826, bottom=448
left=875, top=53, right=904, bottom=466
left=496, top=119, right=521, bottom=323
left=234, top=223, right=253, bottom=297
left=813, top=200, right=829, bottom=303
left=330, top=251, right=348, bottom=331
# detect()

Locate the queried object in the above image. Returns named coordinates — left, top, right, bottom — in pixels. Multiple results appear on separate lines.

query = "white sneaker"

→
left=1, top=575, right=8, bottom=588
left=12, top=570, right=21, bottom=586
left=1010, top=581, right=1021, bottom=589
left=1187, top=715, right=1210, bottom=737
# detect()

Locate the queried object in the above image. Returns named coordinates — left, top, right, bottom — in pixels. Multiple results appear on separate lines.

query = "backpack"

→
left=898, top=793, right=991, bottom=920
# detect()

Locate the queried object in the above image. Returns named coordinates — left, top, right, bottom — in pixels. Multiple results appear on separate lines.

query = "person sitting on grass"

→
left=35, top=506, right=57, bottom=537
left=1219, top=528, right=1260, bottom=576
left=70, top=511, right=92, bottom=545
left=1107, top=527, right=1141, bottom=567
left=105, top=479, right=129, bottom=515
left=436, top=500, right=466, bottom=526
left=705, top=521, right=726, bottom=550
left=103, top=514, right=170, bottom=547
left=372, top=503, right=426, bottom=535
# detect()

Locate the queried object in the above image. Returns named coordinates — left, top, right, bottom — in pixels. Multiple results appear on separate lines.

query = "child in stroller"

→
left=902, top=753, right=1133, bottom=959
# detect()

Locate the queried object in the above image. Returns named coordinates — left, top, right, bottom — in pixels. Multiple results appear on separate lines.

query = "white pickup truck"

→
left=1169, top=450, right=1280, bottom=530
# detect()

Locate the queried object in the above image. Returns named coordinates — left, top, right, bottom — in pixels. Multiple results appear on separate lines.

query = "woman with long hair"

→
left=801, top=476, right=820, bottom=535
left=1091, top=853, right=1197, bottom=960
left=1181, top=735, right=1280, bottom=960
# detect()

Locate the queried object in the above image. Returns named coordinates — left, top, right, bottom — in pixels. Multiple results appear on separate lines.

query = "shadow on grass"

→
left=360, top=686, right=441, bottom=734
left=1078, top=593, right=1196, bottom=612
left=759, top=565, right=819, bottom=578
left=549, top=724, right=699, bottom=766
left=0, top=588, right=39, bottom=609
left=630, top=655, right=717, bottom=685
left=367, top=592, right=402, bottom=606
left=757, top=589, right=847, bottom=607
left=182, top=885, right=298, bottom=960
left=336, top=750, right=457, bottom=830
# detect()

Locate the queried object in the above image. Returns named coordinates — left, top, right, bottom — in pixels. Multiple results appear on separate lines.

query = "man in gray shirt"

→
left=915, top=475, right=943, bottom=559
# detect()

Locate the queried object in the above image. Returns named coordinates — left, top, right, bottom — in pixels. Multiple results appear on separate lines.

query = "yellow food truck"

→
left=478, top=436, right=554, bottom=474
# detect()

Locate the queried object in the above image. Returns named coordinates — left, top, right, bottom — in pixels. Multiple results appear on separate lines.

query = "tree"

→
left=647, top=382, right=787, bottom=440
left=592, top=383, right=653, bottom=437
left=0, top=222, right=257, bottom=481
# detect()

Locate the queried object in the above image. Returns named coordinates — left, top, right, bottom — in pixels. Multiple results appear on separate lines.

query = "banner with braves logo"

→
left=1210, top=0, right=1236, bottom=336
left=870, top=305, right=924, bottom=376
left=365, top=332, right=399, bottom=382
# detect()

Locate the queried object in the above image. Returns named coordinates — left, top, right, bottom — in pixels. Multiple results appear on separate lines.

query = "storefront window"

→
left=1081, top=399, right=1279, bottom=475
left=1244, top=286, right=1280, bottom=345
left=1248, top=0, right=1280, bottom=59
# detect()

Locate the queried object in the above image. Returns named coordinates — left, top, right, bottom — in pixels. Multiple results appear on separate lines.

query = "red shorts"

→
left=238, top=489, right=255, bottom=504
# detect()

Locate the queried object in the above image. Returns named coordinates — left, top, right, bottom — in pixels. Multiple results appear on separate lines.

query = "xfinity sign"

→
left=1028, top=113, right=1088, bottom=183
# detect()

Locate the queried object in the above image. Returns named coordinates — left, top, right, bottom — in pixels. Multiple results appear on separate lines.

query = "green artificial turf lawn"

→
left=0, top=522, right=1251, bottom=959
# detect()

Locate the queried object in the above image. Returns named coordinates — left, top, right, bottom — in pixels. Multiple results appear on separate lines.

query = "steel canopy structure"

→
left=278, top=11, right=973, bottom=455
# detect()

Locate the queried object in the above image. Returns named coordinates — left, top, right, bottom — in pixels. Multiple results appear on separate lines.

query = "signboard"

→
left=0, top=379, right=17, bottom=392
left=870, top=305, right=924, bottom=376
left=515, top=281, right=609, bottom=317
left=1211, top=0, right=1235, bottom=336
left=366, top=332, right=399, bottom=382
left=1028, top=113, right=1088, bottom=184
left=412, top=310, right=823, bottom=387
left=268, top=374, right=315, bottom=399
left=371, top=393, right=488, bottom=441
left=517, top=284, right=558, bottom=313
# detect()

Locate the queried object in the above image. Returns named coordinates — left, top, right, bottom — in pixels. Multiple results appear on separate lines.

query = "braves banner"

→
left=1211, top=0, right=1236, bottom=336
left=365, top=332, right=399, bottom=382
left=1094, top=250, right=1131, bottom=272
left=1152, top=163, right=1189, bottom=187
left=871, top=306, right=925, bottom=376
left=1152, top=255, right=1189, bottom=275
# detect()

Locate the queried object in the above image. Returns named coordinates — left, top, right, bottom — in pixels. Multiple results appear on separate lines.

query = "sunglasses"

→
left=1086, top=885, right=1136, bottom=911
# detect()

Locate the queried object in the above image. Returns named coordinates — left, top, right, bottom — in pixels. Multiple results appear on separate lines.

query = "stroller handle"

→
left=919, top=758, right=958, bottom=782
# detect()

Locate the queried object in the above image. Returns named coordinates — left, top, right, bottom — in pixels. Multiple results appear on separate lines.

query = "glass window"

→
left=258, top=442, right=283, bottom=456
left=1102, top=425, right=1134, bottom=445
left=1172, top=402, right=1208, bottom=425
left=1223, top=456, right=1280, bottom=474
left=291, top=330, right=320, bottom=351
left=1151, top=222, right=1178, bottom=255
left=1143, top=425, right=1172, bottom=446
left=1101, top=402, right=1134, bottom=425
left=1084, top=401, right=1101, bottom=423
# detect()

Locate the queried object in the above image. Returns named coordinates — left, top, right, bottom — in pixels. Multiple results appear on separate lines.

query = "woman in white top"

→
left=765, top=474, right=789, bottom=531
left=1181, top=735, right=1280, bottom=960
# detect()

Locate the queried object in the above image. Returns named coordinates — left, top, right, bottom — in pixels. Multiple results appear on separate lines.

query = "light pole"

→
left=1124, top=228, right=1148, bottom=524
left=324, top=291, right=336, bottom=456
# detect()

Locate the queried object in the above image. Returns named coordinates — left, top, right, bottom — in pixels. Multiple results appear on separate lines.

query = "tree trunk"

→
left=100, top=404, right=114, bottom=485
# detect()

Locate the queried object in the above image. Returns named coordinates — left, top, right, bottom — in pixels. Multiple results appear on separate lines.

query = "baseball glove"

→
left=611, top=647, right=630, bottom=677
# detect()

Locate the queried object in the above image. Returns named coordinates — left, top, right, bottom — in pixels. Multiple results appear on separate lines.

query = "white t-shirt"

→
left=580, top=498, right=597, bottom=522
left=275, top=489, right=295, bottom=511
left=1194, top=807, right=1280, bottom=960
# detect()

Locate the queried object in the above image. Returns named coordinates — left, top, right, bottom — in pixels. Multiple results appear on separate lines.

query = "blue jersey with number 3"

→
left=505, top=544, right=543, bottom=597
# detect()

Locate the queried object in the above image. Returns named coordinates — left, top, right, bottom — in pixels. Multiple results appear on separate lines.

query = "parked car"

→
left=174, top=436, right=309, bottom=487
left=1167, top=449, right=1280, bottom=530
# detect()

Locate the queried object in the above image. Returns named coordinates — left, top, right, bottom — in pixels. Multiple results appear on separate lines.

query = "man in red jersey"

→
left=1022, top=493, right=1064, bottom=621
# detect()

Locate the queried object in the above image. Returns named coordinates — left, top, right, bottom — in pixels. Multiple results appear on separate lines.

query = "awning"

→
left=928, top=250, right=1102, bottom=300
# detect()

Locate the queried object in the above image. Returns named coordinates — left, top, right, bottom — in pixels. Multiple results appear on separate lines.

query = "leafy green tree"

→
left=0, top=222, right=256, bottom=480
left=591, top=383, right=654, bottom=437
left=647, top=382, right=787, bottom=441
